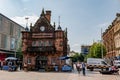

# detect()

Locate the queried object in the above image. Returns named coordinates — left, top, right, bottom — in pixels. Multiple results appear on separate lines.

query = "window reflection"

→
left=32, top=40, right=53, bottom=47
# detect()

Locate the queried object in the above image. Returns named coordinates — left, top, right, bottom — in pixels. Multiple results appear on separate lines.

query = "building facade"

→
left=81, top=45, right=91, bottom=55
left=21, top=9, right=68, bottom=71
left=103, top=24, right=115, bottom=59
left=114, top=13, right=120, bottom=59
left=0, top=13, right=24, bottom=61
left=102, top=13, right=120, bottom=60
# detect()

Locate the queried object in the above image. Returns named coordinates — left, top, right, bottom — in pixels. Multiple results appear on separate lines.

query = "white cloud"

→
left=70, top=43, right=80, bottom=52
left=72, top=43, right=80, bottom=47
left=11, top=15, right=39, bottom=27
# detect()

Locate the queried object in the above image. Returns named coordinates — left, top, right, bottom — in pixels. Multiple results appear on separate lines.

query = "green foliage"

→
left=71, top=52, right=85, bottom=62
left=16, top=40, right=23, bottom=60
left=87, top=42, right=106, bottom=58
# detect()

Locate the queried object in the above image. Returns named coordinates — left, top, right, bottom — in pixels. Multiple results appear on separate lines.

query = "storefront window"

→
left=27, top=58, right=31, bottom=64
left=32, top=41, right=36, bottom=46
left=51, top=57, right=57, bottom=65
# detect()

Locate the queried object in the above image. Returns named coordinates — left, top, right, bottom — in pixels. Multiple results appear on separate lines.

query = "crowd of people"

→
left=0, top=60, right=23, bottom=71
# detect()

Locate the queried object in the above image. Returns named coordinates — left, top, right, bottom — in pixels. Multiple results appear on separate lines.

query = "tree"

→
left=87, top=42, right=106, bottom=58
left=16, top=40, right=23, bottom=60
left=71, top=52, right=85, bottom=62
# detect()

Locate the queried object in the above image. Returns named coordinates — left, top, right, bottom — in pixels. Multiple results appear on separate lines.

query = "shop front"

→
left=35, top=56, right=47, bottom=71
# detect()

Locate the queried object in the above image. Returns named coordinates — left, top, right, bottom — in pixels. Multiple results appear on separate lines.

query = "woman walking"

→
left=76, top=62, right=81, bottom=74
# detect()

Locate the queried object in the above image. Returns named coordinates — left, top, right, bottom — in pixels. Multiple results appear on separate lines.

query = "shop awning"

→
left=59, top=56, right=72, bottom=60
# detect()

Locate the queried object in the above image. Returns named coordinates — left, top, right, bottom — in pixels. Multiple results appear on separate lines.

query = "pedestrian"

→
left=76, top=62, right=81, bottom=74
left=82, top=62, right=86, bottom=76
left=23, top=62, right=28, bottom=72
left=0, top=60, right=2, bottom=70
left=8, top=60, right=13, bottom=71
left=19, top=61, right=23, bottom=70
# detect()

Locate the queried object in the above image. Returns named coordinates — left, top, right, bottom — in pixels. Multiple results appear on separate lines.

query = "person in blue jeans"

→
left=82, top=62, right=86, bottom=76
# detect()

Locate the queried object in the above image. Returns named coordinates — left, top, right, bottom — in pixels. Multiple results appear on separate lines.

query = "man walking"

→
left=82, top=62, right=86, bottom=76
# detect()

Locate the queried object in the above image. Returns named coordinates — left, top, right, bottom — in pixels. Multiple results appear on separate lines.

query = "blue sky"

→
left=0, top=0, right=120, bottom=52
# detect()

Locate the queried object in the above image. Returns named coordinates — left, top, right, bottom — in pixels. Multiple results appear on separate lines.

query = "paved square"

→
left=0, top=70, right=120, bottom=80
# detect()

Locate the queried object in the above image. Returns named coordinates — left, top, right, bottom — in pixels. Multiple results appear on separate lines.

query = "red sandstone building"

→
left=22, top=9, right=68, bottom=71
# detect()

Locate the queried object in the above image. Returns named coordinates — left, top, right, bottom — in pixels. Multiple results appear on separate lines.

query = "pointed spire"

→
left=41, top=8, right=45, bottom=16
left=25, top=17, right=29, bottom=31
left=53, top=22, right=56, bottom=30
left=66, top=27, right=67, bottom=33
left=30, top=23, right=32, bottom=31
left=57, top=16, right=62, bottom=30
left=58, top=16, right=60, bottom=26
left=65, top=27, right=67, bottom=37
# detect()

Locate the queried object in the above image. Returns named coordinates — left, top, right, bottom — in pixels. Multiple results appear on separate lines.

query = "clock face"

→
left=40, top=26, right=45, bottom=31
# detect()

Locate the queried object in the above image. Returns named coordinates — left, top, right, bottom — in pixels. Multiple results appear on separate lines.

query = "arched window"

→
left=32, top=41, right=36, bottom=46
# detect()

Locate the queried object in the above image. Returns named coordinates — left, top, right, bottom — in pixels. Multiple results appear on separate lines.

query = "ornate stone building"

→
left=114, top=13, right=120, bottom=59
left=21, top=9, right=68, bottom=71
left=103, top=13, right=120, bottom=59
left=103, top=23, right=115, bottom=59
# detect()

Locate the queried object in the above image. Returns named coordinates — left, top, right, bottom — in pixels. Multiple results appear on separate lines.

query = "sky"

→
left=0, top=0, right=120, bottom=52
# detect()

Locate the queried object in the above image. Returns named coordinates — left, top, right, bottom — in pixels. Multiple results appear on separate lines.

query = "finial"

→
left=25, top=17, right=29, bottom=31
left=53, top=22, right=56, bottom=29
left=57, top=16, right=62, bottom=30
left=30, top=23, right=32, bottom=31
left=58, top=16, right=60, bottom=26
left=65, top=27, right=67, bottom=37
left=41, top=8, right=45, bottom=16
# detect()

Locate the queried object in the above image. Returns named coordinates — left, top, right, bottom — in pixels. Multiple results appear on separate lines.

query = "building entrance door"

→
left=35, top=56, right=47, bottom=71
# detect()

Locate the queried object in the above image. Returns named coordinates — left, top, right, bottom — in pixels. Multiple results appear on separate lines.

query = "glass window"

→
left=18, top=28, right=21, bottom=38
left=27, top=58, right=31, bottom=64
left=10, top=38, right=15, bottom=49
left=51, top=57, right=57, bottom=65
left=101, top=61, right=107, bottom=65
left=49, top=41, right=53, bottom=46
left=1, top=34, right=7, bottom=48
left=10, top=23, right=14, bottom=35
left=45, top=41, right=49, bottom=46
left=32, top=41, right=36, bottom=46
left=59, top=41, right=63, bottom=46
left=0, top=16, right=2, bottom=30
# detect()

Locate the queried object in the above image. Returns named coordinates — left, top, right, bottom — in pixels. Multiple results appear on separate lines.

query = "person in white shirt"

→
left=76, top=62, right=81, bottom=74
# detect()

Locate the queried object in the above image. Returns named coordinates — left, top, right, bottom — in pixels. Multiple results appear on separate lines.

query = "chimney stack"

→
left=45, top=10, right=51, bottom=22
left=116, top=13, right=120, bottom=21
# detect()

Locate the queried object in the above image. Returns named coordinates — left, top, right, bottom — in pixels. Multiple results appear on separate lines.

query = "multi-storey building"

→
left=21, top=9, right=68, bottom=71
left=81, top=45, right=91, bottom=55
left=0, top=13, right=24, bottom=61
left=103, top=24, right=115, bottom=59
left=114, top=13, right=120, bottom=59
left=102, top=13, right=120, bottom=59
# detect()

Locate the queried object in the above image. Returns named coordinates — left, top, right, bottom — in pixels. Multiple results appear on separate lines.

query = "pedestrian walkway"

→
left=0, top=68, right=119, bottom=80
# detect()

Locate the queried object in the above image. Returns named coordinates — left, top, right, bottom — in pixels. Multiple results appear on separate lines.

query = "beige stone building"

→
left=103, top=24, right=115, bottom=59
left=103, top=13, right=120, bottom=60
left=114, top=13, right=120, bottom=59
left=0, top=13, right=24, bottom=61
